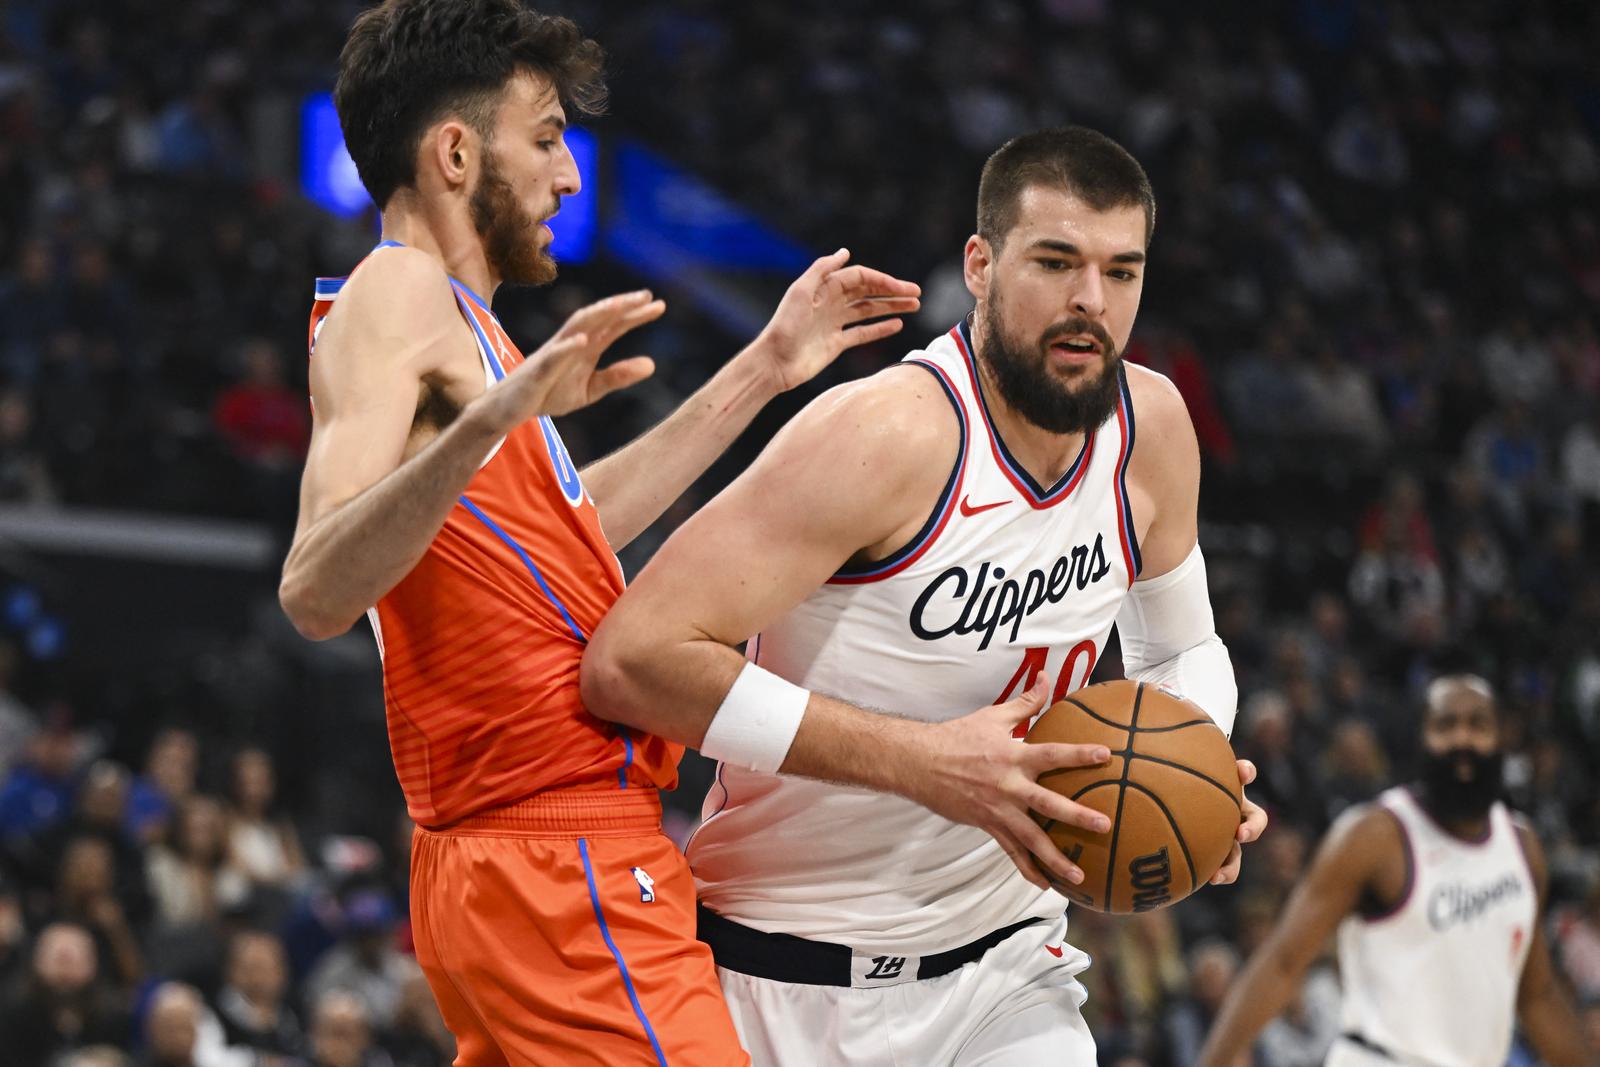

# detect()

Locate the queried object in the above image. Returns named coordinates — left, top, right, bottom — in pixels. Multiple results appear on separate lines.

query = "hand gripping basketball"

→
left=906, top=677, right=1114, bottom=892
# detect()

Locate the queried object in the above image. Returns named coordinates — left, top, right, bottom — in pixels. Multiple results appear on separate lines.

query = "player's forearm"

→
left=581, top=628, right=926, bottom=795
left=280, top=410, right=504, bottom=640
left=1520, top=982, right=1587, bottom=1067
left=1195, top=941, right=1311, bottom=1067
left=581, top=346, right=779, bottom=549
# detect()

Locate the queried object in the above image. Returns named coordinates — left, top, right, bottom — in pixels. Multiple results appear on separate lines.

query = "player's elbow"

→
left=278, top=572, right=356, bottom=642
left=580, top=623, right=655, bottom=729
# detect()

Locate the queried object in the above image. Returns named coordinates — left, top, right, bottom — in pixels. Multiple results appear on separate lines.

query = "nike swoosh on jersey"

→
left=1044, top=944, right=1064, bottom=958
left=959, top=495, right=1010, bottom=517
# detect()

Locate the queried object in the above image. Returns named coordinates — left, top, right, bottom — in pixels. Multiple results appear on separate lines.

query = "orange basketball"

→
left=1026, top=679, right=1241, bottom=914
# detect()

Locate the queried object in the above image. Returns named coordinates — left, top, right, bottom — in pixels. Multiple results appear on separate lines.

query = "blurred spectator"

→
left=382, top=972, right=453, bottom=1067
left=1238, top=691, right=1315, bottom=827
left=225, top=747, right=306, bottom=896
left=0, top=874, right=25, bottom=990
left=1464, top=401, right=1546, bottom=531
left=301, top=990, right=392, bottom=1067
left=1317, top=720, right=1389, bottom=827
left=1295, top=343, right=1388, bottom=458
left=303, top=885, right=418, bottom=1033
left=1255, top=964, right=1341, bottom=1067
left=0, top=387, right=56, bottom=503
left=0, top=922, right=128, bottom=1065
left=49, top=835, right=143, bottom=988
left=144, top=796, right=249, bottom=932
left=60, top=1048, right=133, bottom=1067
left=140, top=981, right=250, bottom=1067
left=34, top=761, right=148, bottom=924
left=1162, top=940, right=1240, bottom=1067
left=126, top=729, right=198, bottom=846
left=214, top=929, right=302, bottom=1059
left=0, top=712, right=82, bottom=843
left=211, top=339, right=309, bottom=468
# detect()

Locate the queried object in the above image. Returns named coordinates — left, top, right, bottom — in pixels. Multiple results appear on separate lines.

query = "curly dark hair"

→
left=977, top=126, right=1156, bottom=251
left=335, top=0, right=606, bottom=209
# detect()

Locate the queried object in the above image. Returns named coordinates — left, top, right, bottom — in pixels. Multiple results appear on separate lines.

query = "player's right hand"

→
left=466, top=290, right=665, bottom=434
left=906, top=677, right=1113, bottom=892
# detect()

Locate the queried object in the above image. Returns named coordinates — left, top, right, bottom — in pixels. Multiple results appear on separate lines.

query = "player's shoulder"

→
left=1323, top=799, right=1409, bottom=865
left=1507, top=810, right=1548, bottom=888
left=1123, top=361, right=1191, bottom=438
left=798, top=359, right=961, bottom=461
left=326, top=245, right=460, bottom=333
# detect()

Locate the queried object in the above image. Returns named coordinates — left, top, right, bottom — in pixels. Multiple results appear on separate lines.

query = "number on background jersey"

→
left=998, top=640, right=1100, bottom=738
left=540, top=416, right=585, bottom=506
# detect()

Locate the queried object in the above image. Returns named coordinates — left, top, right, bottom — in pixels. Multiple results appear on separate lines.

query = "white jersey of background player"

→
left=584, top=127, right=1267, bottom=1065
left=1197, top=676, right=1585, bottom=1067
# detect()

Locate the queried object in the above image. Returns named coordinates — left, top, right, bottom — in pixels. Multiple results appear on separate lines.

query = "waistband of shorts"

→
left=698, top=903, right=1046, bottom=988
left=422, top=788, right=661, bottom=837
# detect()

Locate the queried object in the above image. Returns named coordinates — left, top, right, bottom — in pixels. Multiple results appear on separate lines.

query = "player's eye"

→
left=1038, top=259, right=1068, bottom=272
left=1109, top=269, right=1138, bottom=282
left=537, top=140, right=558, bottom=151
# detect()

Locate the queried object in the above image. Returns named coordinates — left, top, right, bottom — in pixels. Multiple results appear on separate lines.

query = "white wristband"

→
left=699, top=662, right=810, bottom=773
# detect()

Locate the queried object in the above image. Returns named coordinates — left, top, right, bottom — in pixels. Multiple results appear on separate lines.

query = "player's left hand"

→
left=1210, top=759, right=1267, bottom=886
left=749, top=249, right=921, bottom=393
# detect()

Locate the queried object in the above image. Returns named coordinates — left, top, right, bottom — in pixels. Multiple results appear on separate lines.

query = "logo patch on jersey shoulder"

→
left=540, top=416, right=585, bottom=506
left=630, top=866, right=655, bottom=903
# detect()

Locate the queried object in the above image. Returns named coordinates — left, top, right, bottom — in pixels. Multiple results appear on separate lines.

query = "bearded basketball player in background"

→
left=583, top=128, right=1268, bottom=1064
left=276, top=0, right=933, bottom=1063
left=1197, top=676, right=1586, bottom=1067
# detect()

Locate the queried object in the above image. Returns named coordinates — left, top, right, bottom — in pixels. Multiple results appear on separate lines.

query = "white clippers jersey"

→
left=1333, top=786, right=1536, bottom=1067
left=689, top=321, right=1141, bottom=954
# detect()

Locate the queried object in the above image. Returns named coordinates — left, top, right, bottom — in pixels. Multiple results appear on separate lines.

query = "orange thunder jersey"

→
left=308, top=243, right=679, bottom=826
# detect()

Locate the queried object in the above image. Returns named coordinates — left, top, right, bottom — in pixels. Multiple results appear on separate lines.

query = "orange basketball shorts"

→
left=409, top=787, right=748, bottom=1066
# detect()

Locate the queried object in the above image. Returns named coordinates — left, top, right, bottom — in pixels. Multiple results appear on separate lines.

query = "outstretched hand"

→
left=467, top=290, right=666, bottom=434
left=753, top=249, right=921, bottom=393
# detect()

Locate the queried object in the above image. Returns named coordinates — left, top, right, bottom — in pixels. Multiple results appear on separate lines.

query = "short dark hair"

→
left=335, top=0, right=606, bottom=209
left=976, top=126, right=1156, bottom=251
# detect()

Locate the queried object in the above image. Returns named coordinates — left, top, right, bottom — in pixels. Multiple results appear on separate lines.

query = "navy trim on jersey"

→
left=313, top=277, right=345, bottom=300
left=1114, top=365, right=1143, bottom=578
left=832, top=360, right=967, bottom=579
left=954, top=320, right=1092, bottom=505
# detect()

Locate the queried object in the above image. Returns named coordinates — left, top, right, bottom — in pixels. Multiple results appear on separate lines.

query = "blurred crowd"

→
left=0, top=0, right=1597, bottom=1064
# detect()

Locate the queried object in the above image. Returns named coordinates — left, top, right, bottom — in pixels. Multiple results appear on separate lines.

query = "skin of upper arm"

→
left=1122, top=363, right=1200, bottom=580
left=1514, top=821, right=1557, bottom=1003
left=591, top=366, right=958, bottom=657
left=292, top=249, right=475, bottom=540
left=1265, top=806, right=1404, bottom=965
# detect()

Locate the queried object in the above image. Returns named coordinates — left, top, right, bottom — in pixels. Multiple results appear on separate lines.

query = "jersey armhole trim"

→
left=1363, top=806, right=1415, bottom=924
left=1113, top=363, right=1143, bottom=582
left=829, top=359, right=967, bottom=584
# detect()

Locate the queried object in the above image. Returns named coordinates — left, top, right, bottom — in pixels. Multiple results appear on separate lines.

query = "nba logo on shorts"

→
left=631, top=867, right=656, bottom=903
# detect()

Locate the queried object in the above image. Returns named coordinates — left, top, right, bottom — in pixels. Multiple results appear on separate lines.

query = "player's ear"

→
left=427, top=120, right=474, bottom=191
left=963, top=234, right=993, bottom=301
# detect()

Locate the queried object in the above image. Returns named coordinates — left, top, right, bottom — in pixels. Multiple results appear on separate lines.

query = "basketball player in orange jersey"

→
left=1197, top=676, right=1585, bottom=1067
left=583, top=128, right=1268, bottom=1063
left=277, top=1, right=948, bottom=1063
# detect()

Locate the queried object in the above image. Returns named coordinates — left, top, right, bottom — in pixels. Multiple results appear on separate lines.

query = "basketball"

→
left=1026, top=680, right=1242, bottom=914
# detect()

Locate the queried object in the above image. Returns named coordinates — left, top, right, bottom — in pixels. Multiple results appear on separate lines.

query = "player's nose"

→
left=1066, top=269, right=1106, bottom=321
left=553, top=141, right=581, bottom=197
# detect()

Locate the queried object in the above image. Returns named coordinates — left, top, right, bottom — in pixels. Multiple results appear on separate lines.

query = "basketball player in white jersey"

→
left=1197, top=675, right=1586, bottom=1067
left=583, top=126, right=1267, bottom=1064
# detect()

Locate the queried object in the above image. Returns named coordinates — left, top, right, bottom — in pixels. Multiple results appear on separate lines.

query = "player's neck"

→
left=379, top=202, right=502, bottom=303
left=969, top=344, right=1089, bottom=487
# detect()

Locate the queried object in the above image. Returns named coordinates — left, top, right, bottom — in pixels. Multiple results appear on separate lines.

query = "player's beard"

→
left=976, top=283, right=1123, bottom=435
left=1418, top=747, right=1504, bottom=824
left=470, top=145, right=557, bottom=287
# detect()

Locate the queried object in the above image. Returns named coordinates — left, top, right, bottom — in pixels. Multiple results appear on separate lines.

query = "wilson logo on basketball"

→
left=1129, top=847, right=1173, bottom=912
left=908, top=534, right=1114, bottom=649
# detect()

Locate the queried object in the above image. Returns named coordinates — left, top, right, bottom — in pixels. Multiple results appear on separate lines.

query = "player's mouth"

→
left=1047, top=335, right=1104, bottom=366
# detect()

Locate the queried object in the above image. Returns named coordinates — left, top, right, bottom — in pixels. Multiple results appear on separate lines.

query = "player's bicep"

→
left=1270, top=808, right=1395, bottom=961
left=293, top=254, right=467, bottom=532
left=622, top=378, right=953, bottom=647
left=1124, top=366, right=1200, bottom=579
